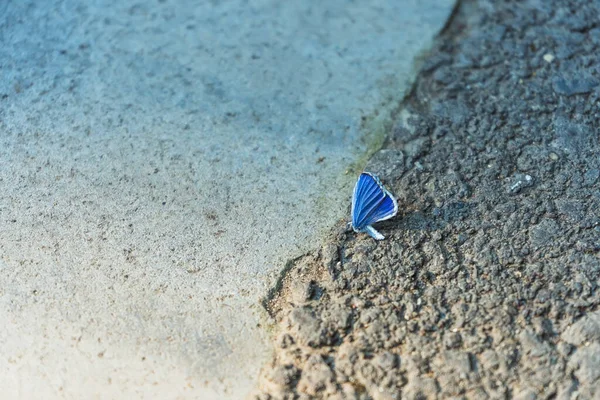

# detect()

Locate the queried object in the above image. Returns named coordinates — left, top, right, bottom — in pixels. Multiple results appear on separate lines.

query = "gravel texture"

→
left=255, top=0, right=600, bottom=398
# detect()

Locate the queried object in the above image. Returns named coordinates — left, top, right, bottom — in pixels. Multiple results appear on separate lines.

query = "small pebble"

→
left=508, top=173, right=534, bottom=194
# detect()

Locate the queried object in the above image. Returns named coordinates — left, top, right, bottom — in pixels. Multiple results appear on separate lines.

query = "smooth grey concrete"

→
left=0, top=1, right=454, bottom=398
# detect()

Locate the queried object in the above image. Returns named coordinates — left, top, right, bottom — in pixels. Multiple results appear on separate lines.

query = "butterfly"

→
left=350, top=172, right=398, bottom=240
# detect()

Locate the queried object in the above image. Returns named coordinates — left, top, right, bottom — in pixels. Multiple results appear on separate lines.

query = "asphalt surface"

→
left=255, top=0, right=600, bottom=398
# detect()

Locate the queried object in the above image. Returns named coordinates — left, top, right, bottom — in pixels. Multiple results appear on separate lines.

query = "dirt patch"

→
left=254, top=0, right=600, bottom=398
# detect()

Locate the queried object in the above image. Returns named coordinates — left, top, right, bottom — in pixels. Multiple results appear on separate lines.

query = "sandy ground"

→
left=0, top=1, right=454, bottom=398
left=256, top=0, right=600, bottom=398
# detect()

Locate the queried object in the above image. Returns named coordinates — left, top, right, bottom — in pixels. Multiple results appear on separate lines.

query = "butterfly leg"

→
left=365, top=225, right=385, bottom=240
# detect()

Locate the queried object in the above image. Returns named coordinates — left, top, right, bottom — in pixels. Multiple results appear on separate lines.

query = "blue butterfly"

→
left=350, top=172, right=398, bottom=240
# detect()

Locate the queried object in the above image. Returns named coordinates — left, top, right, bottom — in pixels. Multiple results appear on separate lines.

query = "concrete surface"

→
left=257, top=0, right=600, bottom=399
left=0, top=0, right=455, bottom=398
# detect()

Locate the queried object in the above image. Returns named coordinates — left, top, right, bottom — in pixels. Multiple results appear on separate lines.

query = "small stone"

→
left=543, top=53, right=555, bottom=63
left=508, top=173, right=534, bottom=194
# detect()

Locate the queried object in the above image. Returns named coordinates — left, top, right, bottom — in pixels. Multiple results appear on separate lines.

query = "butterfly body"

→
left=351, top=172, right=398, bottom=240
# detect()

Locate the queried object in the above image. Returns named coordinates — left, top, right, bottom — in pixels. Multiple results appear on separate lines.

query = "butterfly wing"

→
left=351, top=172, right=398, bottom=231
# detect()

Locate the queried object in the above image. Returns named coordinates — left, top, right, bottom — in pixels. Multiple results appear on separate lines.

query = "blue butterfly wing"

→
left=351, top=173, right=382, bottom=228
left=365, top=193, right=397, bottom=223
left=351, top=173, right=397, bottom=231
